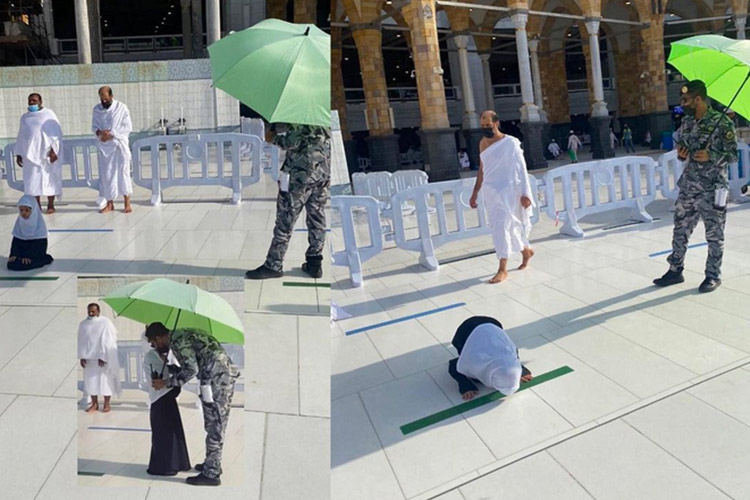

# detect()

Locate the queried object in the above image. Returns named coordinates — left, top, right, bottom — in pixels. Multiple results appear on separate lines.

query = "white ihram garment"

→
left=457, top=323, right=522, bottom=395
left=77, top=316, right=122, bottom=397
left=15, top=108, right=63, bottom=197
left=92, top=100, right=133, bottom=205
left=480, top=136, right=534, bottom=260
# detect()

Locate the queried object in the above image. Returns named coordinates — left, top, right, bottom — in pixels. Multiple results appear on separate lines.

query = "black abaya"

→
left=147, top=387, right=191, bottom=476
left=7, top=237, right=53, bottom=271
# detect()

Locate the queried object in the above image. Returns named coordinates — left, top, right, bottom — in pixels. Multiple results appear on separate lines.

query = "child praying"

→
left=7, top=194, right=54, bottom=271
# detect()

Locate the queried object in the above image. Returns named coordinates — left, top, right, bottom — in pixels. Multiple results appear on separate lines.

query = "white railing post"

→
left=331, top=195, right=384, bottom=287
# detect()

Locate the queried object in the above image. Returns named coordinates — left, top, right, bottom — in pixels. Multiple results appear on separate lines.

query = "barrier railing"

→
left=542, top=156, right=657, bottom=237
left=240, top=117, right=280, bottom=181
left=391, top=178, right=492, bottom=270
left=77, top=341, right=245, bottom=404
left=4, top=138, right=101, bottom=194
left=657, top=149, right=683, bottom=201
left=331, top=195, right=383, bottom=287
left=729, top=142, right=750, bottom=202
left=131, top=132, right=263, bottom=205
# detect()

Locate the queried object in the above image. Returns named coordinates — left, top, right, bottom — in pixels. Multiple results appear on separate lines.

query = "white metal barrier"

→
left=729, top=142, right=750, bottom=202
left=331, top=195, right=383, bottom=287
left=240, top=117, right=281, bottom=181
left=542, top=156, right=657, bottom=237
left=4, top=138, right=101, bottom=194
left=77, top=340, right=245, bottom=403
left=657, top=149, right=683, bottom=201
left=131, top=132, right=263, bottom=205
left=391, top=178, right=493, bottom=270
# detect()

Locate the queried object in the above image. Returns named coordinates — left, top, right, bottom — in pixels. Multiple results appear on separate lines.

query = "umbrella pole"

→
left=701, top=69, right=750, bottom=149
left=160, top=307, right=184, bottom=377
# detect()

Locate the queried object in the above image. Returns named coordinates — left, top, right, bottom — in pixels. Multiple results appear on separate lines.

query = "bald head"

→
left=480, top=110, right=501, bottom=139
left=480, top=110, right=499, bottom=124
left=98, top=86, right=114, bottom=109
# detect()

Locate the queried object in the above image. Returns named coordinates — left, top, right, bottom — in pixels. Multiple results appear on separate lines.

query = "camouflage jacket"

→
left=165, top=328, right=239, bottom=388
left=273, top=124, right=331, bottom=192
left=676, top=107, right=738, bottom=192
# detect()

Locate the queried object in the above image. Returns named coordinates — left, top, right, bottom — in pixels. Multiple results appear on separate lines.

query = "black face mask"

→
left=102, top=101, right=112, bottom=109
left=682, top=105, right=696, bottom=116
left=481, top=127, right=495, bottom=138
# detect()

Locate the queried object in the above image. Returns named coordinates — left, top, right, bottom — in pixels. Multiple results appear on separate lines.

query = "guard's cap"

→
left=681, top=80, right=707, bottom=96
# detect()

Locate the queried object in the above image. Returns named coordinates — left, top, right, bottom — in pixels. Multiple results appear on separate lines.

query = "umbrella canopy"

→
left=103, top=278, right=244, bottom=344
left=668, top=35, right=750, bottom=120
left=208, top=18, right=330, bottom=127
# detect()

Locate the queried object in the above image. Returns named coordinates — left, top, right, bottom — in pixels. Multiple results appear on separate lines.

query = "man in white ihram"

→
left=469, top=110, right=535, bottom=284
left=92, top=86, right=134, bottom=213
left=78, top=303, right=121, bottom=413
left=14, top=93, right=63, bottom=214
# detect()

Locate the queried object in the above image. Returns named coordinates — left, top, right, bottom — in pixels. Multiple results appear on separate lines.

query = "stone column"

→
left=351, top=27, right=400, bottom=172
left=510, top=10, right=546, bottom=170
left=294, top=0, right=317, bottom=23
left=181, top=0, right=194, bottom=58
left=639, top=14, right=671, bottom=148
left=267, top=0, right=289, bottom=20
left=206, top=0, right=221, bottom=45
left=192, top=0, right=204, bottom=55
left=528, top=37, right=547, bottom=122
left=403, top=0, right=459, bottom=181
left=74, top=0, right=92, bottom=64
left=332, top=27, right=358, bottom=176
left=736, top=14, right=747, bottom=40
left=454, top=35, right=479, bottom=129
left=87, top=0, right=102, bottom=62
left=538, top=39, right=570, bottom=125
left=42, top=0, right=58, bottom=56
left=584, top=18, right=613, bottom=158
left=480, top=54, right=494, bottom=110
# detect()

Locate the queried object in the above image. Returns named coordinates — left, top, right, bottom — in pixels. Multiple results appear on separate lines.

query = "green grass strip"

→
left=400, top=366, right=574, bottom=435
left=0, top=276, right=59, bottom=281
left=282, top=282, right=331, bottom=288
left=77, top=471, right=105, bottom=477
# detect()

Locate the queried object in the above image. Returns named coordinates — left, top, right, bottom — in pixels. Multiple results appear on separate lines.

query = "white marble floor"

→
left=0, top=174, right=330, bottom=499
left=331, top=193, right=750, bottom=500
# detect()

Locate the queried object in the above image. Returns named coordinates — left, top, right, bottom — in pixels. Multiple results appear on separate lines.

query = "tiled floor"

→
left=0, top=173, right=330, bottom=499
left=331, top=188, right=750, bottom=499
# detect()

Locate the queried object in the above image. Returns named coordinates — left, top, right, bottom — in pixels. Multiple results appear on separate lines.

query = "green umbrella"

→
left=103, top=278, right=244, bottom=344
left=208, top=18, right=330, bottom=127
left=668, top=35, right=750, bottom=123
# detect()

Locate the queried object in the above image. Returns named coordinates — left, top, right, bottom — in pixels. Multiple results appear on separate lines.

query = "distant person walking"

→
left=623, top=125, right=636, bottom=153
left=567, top=131, right=581, bottom=163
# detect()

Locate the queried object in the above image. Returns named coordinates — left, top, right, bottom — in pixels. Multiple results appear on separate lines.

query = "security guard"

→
left=654, top=80, right=738, bottom=293
left=146, top=323, right=240, bottom=486
left=245, top=123, right=331, bottom=280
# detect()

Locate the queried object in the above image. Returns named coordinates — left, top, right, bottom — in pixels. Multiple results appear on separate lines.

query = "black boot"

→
left=301, top=255, right=323, bottom=279
left=699, top=277, right=721, bottom=293
left=653, top=268, right=685, bottom=287
left=245, top=264, right=283, bottom=280
left=195, top=463, right=223, bottom=475
left=186, top=472, right=221, bottom=486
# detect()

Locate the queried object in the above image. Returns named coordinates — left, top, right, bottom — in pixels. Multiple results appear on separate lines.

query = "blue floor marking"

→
left=294, top=229, right=331, bottom=232
left=88, top=426, right=151, bottom=432
left=49, top=229, right=113, bottom=233
left=345, top=302, right=467, bottom=336
left=649, top=242, right=707, bottom=258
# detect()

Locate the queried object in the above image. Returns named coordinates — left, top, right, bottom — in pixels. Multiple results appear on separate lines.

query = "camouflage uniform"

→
left=668, top=101, right=738, bottom=280
left=264, top=124, right=331, bottom=272
left=165, top=328, right=240, bottom=479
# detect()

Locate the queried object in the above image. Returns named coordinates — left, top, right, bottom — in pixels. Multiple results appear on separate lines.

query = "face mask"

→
left=683, top=105, right=696, bottom=116
left=28, top=105, right=39, bottom=112
left=481, top=127, right=495, bottom=138
left=102, top=101, right=112, bottom=109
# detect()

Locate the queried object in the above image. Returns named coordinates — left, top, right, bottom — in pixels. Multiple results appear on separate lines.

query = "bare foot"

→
left=124, top=205, right=133, bottom=214
left=489, top=270, right=509, bottom=284
left=518, top=248, right=535, bottom=270
left=85, top=403, right=98, bottom=413
left=102, top=405, right=111, bottom=413
left=46, top=207, right=55, bottom=215
left=99, top=204, right=114, bottom=214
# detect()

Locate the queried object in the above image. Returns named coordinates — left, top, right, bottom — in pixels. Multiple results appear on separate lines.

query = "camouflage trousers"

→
left=264, top=177, right=329, bottom=272
left=200, top=370, right=238, bottom=479
left=667, top=190, right=727, bottom=279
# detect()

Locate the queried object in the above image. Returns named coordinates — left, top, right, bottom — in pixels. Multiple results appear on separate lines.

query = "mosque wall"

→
left=0, top=59, right=239, bottom=145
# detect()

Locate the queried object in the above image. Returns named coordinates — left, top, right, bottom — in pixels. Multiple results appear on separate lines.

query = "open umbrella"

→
left=102, top=278, right=244, bottom=344
left=208, top=18, right=330, bottom=127
left=668, top=35, right=750, bottom=135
